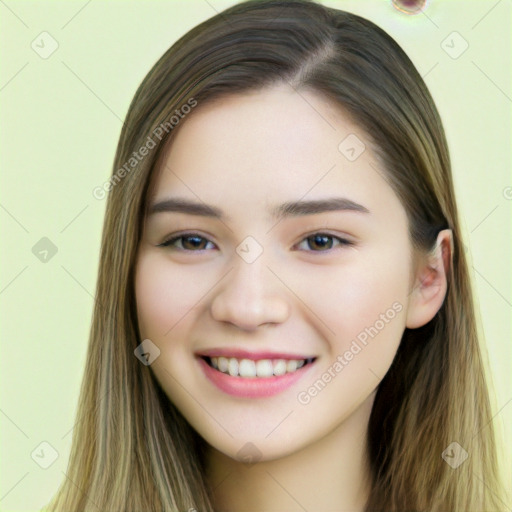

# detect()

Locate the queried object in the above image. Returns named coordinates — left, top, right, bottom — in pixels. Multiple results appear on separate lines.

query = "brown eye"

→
left=181, top=235, right=209, bottom=250
left=159, top=234, right=215, bottom=251
left=296, top=233, right=353, bottom=252
left=307, top=234, right=334, bottom=251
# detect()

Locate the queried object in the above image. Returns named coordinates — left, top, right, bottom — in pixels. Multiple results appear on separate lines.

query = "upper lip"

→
left=195, top=348, right=316, bottom=360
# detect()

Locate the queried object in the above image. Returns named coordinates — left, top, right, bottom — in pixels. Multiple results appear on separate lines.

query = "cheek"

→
left=338, top=265, right=407, bottom=341
left=292, top=256, right=408, bottom=420
left=293, top=249, right=409, bottom=334
left=135, top=253, right=204, bottom=339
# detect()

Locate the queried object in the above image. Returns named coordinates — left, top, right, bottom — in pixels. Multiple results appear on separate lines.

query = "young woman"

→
left=46, top=0, right=506, bottom=510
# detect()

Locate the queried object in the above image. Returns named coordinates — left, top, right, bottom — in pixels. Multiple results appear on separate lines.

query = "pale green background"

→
left=1, top=1, right=510, bottom=510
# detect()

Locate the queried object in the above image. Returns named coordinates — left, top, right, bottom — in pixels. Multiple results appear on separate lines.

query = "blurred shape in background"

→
left=392, top=0, right=429, bottom=15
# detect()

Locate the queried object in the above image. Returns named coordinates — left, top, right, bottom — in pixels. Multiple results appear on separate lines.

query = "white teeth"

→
left=273, top=359, right=287, bottom=376
left=256, top=359, right=274, bottom=377
left=239, top=359, right=257, bottom=378
left=286, top=360, right=298, bottom=372
left=208, top=356, right=313, bottom=378
left=228, top=358, right=239, bottom=377
left=218, top=356, right=228, bottom=372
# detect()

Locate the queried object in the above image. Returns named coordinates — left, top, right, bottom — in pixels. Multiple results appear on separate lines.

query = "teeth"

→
left=239, top=359, right=256, bottom=378
left=217, top=356, right=228, bottom=372
left=208, top=356, right=313, bottom=378
left=273, top=359, right=287, bottom=376
left=228, top=358, right=239, bottom=377
left=286, top=360, right=298, bottom=372
left=256, top=359, right=273, bottom=377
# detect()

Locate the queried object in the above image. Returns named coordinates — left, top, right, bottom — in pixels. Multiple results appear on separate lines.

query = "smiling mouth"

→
left=201, top=356, right=316, bottom=378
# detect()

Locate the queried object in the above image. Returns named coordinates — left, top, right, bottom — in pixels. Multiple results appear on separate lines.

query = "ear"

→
left=406, top=229, right=453, bottom=329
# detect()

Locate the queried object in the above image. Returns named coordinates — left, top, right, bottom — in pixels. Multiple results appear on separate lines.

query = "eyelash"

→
left=157, top=232, right=354, bottom=253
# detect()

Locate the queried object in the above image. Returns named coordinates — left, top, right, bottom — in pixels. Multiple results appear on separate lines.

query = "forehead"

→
left=149, top=84, right=403, bottom=224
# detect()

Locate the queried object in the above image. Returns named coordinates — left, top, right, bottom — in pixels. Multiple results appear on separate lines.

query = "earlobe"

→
left=405, top=229, right=453, bottom=329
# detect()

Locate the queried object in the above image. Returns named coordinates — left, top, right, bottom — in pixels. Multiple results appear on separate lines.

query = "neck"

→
left=205, top=393, right=374, bottom=512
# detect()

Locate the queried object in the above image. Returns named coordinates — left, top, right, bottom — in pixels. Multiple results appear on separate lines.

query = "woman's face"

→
left=135, top=84, right=415, bottom=462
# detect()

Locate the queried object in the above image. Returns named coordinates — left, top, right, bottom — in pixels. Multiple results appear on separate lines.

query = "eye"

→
left=158, top=233, right=216, bottom=251
left=295, top=233, right=353, bottom=252
left=158, top=231, right=353, bottom=253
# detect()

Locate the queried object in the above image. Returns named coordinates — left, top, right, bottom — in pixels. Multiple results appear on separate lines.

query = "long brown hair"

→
left=46, top=1, right=505, bottom=510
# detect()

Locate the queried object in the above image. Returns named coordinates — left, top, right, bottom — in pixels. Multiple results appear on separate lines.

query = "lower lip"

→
left=197, top=357, right=315, bottom=398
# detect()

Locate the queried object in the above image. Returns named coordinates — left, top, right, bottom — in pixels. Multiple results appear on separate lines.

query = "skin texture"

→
left=135, top=83, right=452, bottom=511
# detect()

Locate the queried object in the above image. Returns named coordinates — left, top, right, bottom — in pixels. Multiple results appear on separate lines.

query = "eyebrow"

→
left=147, top=196, right=370, bottom=220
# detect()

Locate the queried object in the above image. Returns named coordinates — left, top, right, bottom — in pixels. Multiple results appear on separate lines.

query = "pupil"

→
left=184, top=236, right=205, bottom=249
left=311, top=235, right=332, bottom=250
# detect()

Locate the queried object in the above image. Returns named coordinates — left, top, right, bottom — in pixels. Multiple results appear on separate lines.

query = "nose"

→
left=210, top=256, right=290, bottom=331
